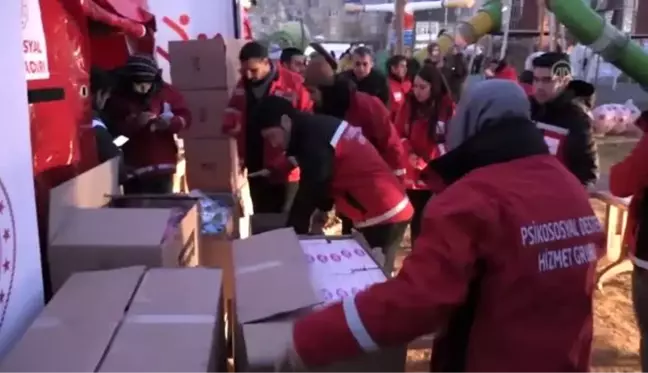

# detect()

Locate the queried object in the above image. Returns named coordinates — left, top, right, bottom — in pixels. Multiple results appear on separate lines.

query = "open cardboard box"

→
left=47, top=158, right=200, bottom=292
left=233, top=229, right=406, bottom=371
left=0, top=266, right=225, bottom=372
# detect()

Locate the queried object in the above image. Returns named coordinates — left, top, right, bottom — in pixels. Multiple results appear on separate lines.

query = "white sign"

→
left=0, top=0, right=44, bottom=359
left=21, top=0, right=49, bottom=81
left=147, top=0, right=237, bottom=82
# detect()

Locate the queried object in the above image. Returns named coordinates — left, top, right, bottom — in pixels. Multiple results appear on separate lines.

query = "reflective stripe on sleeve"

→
left=393, top=168, right=406, bottom=176
left=342, top=296, right=379, bottom=352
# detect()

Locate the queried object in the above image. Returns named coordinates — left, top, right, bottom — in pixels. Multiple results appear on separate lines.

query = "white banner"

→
left=21, top=0, right=49, bottom=81
left=0, top=0, right=44, bottom=359
left=147, top=0, right=237, bottom=82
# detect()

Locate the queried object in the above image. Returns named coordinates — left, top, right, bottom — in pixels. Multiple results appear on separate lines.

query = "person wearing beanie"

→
left=105, top=54, right=191, bottom=194
left=304, top=57, right=407, bottom=235
left=338, top=47, right=390, bottom=106
left=530, top=51, right=599, bottom=186
left=385, top=55, right=411, bottom=122
left=393, top=64, right=455, bottom=243
left=276, top=80, right=603, bottom=372
left=248, top=95, right=412, bottom=275
left=221, top=41, right=312, bottom=214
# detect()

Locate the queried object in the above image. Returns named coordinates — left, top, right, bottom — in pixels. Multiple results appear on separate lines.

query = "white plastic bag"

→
left=592, top=99, right=641, bottom=135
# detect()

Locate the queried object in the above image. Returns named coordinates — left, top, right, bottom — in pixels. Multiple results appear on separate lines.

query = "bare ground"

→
left=399, top=138, right=642, bottom=371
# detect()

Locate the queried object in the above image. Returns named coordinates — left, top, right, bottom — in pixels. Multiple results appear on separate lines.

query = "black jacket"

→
left=339, top=69, right=390, bottom=107
left=285, top=112, right=340, bottom=233
left=530, top=90, right=599, bottom=186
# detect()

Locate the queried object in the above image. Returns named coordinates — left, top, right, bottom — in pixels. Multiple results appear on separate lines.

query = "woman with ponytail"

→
left=394, top=64, right=455, bottom=242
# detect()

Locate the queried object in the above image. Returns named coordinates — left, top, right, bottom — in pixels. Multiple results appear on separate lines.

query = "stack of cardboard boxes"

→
left=169, top=36, right=247, bottom=194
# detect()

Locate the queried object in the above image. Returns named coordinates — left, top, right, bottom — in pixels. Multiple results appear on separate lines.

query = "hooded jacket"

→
left=290, top=81, right=603, bottom=372
left=530, top=84, right=599, bottom=186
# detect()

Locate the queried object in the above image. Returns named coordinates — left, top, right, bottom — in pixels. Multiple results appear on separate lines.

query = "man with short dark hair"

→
left=339, top=47, right=390, bottom=106
left=530, top=52, right=599, bottom=186
left=280, top=47, right=306, bottom=75
left=222, top=41, right=312, bottom=213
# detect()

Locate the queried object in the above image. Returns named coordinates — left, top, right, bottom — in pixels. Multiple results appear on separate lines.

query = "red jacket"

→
left=222, top=66, right=312, bottom=183
left=292, top=126, right=603, bottom=371
left=493, top=65, right=534, bottom=95
left=345, top=91, right=407, bottom=178
left=395, top=95, right=455, bottom=189
left=108, top=83, right=190, bottom=175
left=387, top=76, right=411, bottom=122
left=609, top=127, right=648, bottom=261
left=331, top=123, right=413, bottom=227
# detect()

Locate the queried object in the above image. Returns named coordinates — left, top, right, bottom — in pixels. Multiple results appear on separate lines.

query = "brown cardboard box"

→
left=178, top=89, right=230, bottom=139
left=0, top=267, right=225, bottom=372
left=233, top=229, right=406, bottom=371
left=47, top=159, right=200, bottom=292
left=184, top=136, right=243, bottom=192
left=169, top=36, right=247, bottom=91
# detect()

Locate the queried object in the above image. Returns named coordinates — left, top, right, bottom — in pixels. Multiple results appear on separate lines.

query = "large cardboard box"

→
left=184, top=136, right=243, bottom=193
left=47, top=159, right=200, bottom=292
left=233, top=229, right=407, bottom=371
left=0, top=267, right=225, bottom=372
left=169, top=36, right=247, bottom=91
left=178, top=89, right=230, bottom=139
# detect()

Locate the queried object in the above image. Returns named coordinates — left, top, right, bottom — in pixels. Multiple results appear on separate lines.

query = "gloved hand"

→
left=151, top=102, right=174, bottom=132
left=274, top=338, right=305, bottom=372
left=137, top=111, right=157, bottom=127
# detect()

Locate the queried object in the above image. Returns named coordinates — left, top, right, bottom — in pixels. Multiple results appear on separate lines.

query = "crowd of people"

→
left=88, top=39, right=646, bottom=372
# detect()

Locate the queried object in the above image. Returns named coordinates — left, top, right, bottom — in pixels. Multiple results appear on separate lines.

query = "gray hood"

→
left=446, top=79, right=531, bottom=151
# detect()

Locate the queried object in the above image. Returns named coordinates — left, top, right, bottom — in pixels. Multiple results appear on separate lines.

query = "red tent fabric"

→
left=81, top=0, right=154, bottom=38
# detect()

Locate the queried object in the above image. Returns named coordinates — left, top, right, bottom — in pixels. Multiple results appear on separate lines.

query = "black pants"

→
left=123, top=173, right=174, bottom=195
left=407, top=189, right=433, bottom=243
left=633, top=266, right=648, bottom=372
left=249, top=178, right=299, bottom=213
left=358, top=221, right=409, bottom=275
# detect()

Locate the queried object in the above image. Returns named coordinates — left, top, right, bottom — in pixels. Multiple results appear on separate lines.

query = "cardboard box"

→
left=233, top=229, right=406, bottom=371
left=184, top=137, right=243, bottom=192
left=178, top=89, right=230, bottom=139
left=169, top=36, right=247, bottom=91
left=47, top=159, right=200, bottom=292
left=0, top=267, right=225, bottom=372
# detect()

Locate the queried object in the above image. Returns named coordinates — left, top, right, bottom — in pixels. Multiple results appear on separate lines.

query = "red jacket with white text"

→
left=108, top=82, right=190, bottom=176
left=222, top=66, right=312, bottom=183
left=292, top=119, right=603, bottom=371
left=345, top=91, right=407, bottom=178
left=394, top=95, right=455, bottom=189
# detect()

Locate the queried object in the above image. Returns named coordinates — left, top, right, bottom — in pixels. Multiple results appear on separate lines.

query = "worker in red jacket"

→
left=304, top=58, right=406, bottom=234
left=276, top=80, right=604, bottom=372
left=304, top=58, right=405, bottom=176
left=222, top=41, right=312, bottom=213
left=106, top=54, right=191, bottom=194
left=386, top=55, right=411, bottom=122
left=394, top=64, right=455, bottom=242
left=251, top=95, right=412, bottom=275
left=609, top=110, right=648, bottom=371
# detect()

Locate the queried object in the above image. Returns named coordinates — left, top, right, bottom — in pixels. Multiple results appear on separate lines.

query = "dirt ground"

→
left=398, top=138, right=642, bottom=372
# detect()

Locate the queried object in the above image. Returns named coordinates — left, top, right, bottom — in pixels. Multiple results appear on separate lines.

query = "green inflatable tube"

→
left=547, top=0, right=648, bottom=87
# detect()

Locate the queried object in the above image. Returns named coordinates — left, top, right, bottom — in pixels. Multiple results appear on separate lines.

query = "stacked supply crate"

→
left=169, top=36, right=247, bottom=194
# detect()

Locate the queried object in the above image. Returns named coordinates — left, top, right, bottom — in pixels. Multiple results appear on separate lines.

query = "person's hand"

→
left=274, top=339, right=305, bottom=372
left=137, top=111, right=157, bottom=127
left=149, top=117, right=170, bottom=132
left=248, top=169, right=270, bottom=178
